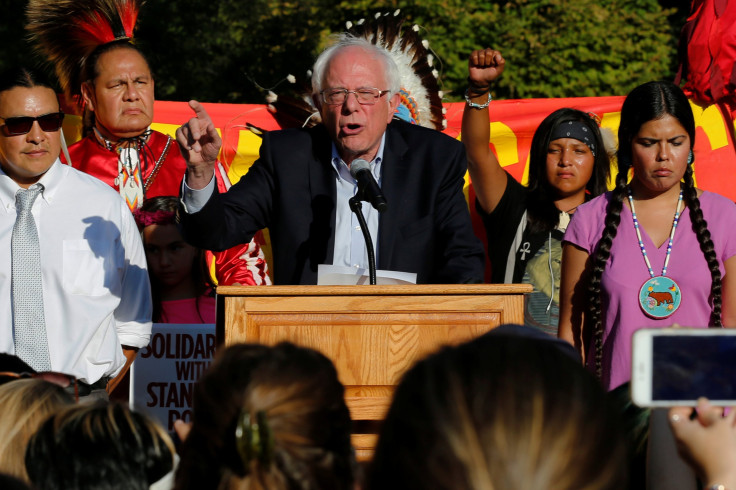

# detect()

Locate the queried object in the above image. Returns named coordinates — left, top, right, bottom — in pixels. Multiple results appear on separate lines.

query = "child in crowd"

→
left=134, top=196, right=215, bottom=324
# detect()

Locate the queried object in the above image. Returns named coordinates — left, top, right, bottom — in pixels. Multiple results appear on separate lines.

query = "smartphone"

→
left=630, top=327, right=736, bottom=407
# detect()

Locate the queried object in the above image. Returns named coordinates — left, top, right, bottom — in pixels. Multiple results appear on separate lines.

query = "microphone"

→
left=350, top=159, right=388, bottom=213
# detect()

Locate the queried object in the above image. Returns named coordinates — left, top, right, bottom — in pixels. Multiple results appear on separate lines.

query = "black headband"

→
left=550, top=120, right=596, bottom=156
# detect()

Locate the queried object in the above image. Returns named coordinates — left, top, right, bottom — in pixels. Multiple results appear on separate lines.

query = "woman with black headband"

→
left=462, top=48, right=611, bottom=336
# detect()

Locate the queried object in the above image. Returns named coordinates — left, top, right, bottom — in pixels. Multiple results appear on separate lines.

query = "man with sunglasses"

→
left=178, top=37, right=484, bottom=285
left=0, top=67, right=152, bottom=399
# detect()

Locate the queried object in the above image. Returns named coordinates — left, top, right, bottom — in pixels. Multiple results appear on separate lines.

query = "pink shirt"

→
left=564, top=191, right=736, bottom=390
left=159, top=295, right=216, bottom=324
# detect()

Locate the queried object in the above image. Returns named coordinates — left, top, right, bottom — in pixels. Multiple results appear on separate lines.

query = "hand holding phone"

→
left=631, top=327, right=736, bottom=407
left=669, top=398, right=736, bottom=490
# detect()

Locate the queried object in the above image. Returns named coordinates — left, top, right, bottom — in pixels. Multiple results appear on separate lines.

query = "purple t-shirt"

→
left=564, top=190, right=736, bottom=390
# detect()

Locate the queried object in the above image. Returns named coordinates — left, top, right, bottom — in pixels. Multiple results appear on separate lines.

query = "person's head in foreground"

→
left=25, top=402, right=175, bottom=490
left=0, top=379, right=73, bottom=482
left=175, top=342, right=354, bottom=490
left=367, top=325, right=628, bottom=490
left=0, top=67, right=63, bottom=188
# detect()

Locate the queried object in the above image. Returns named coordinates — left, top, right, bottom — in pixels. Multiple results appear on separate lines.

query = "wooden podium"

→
left=216, top=283, right=531, bottom=459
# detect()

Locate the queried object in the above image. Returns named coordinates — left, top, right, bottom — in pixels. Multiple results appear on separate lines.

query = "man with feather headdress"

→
left=177, top=28, right=485, bottom=285
left=26, top=0, right=270, bottom=286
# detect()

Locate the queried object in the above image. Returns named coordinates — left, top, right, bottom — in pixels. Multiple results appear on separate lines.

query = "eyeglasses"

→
left=0, top=112, right=65, bottom=136
left=0, top=370, right=79, bottom=401
left=320, top=88, right=390, bottom=106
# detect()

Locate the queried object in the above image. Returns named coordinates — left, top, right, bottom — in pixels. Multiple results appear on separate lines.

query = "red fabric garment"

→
left=64, top=130, right=187, bottom=199
left=64, top=131, right=271, bottom=286
left=678, top=0, right=736, bottom=113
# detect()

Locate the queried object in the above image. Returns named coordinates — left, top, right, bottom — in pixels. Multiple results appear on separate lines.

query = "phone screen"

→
left=652, top=335, right=736, bottom=401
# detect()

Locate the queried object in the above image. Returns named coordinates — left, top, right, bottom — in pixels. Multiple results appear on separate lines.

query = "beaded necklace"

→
left=627, top=186, right=684, bottom=319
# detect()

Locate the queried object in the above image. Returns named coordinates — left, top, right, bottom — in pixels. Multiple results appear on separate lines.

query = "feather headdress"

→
left=26, top=0, right=142, bottom=98
left=346, top=12, right=445, bottom=131
left=264, top=11, right=446, bottom=132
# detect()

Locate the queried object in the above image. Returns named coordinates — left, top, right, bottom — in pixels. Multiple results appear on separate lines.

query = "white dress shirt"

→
left=330, top=136, right=384, bottom=269
left=0, top=160, right=152, bottom=383
left=182, top=135, right=385, bottom=270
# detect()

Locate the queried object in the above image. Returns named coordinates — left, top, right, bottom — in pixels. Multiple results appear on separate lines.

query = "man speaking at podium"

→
left=177, top=36, right=484, bottom=285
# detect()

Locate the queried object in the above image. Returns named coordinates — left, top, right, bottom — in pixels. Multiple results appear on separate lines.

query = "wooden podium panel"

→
left=216, top=284, right=531, bottom=458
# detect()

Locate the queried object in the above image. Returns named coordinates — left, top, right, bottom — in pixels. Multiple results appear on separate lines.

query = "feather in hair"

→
left=26, top=0, right=142, bottom=97
left=264, top=13, right=445, bottom=132
left=346, top=15, right=445, bottom=131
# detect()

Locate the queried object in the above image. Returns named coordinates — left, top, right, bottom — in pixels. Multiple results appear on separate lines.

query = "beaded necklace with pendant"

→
left=627, top=186, right=684, bottom=319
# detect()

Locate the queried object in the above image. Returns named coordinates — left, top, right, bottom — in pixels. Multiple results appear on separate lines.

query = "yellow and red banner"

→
left=62, top=96, right=736, bottom=278
left=118, top=97, right=736, bottom=200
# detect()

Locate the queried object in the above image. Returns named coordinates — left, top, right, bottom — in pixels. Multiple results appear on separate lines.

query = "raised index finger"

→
left=188, top=99, right=212, bottom=122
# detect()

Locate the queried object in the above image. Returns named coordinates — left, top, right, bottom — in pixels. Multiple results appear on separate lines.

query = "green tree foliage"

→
left=478, top=0, right=678, bottom=99
left=0, top=0, right=54, bottom=86
left=1, top=0, right=682, bottom=103
left=329, top=0, right=677, bottom=100
left=138, top=0, right=337, bottom=102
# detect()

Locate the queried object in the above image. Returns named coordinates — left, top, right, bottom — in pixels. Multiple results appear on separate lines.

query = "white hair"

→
left=311, top=35, right=401, bottom=98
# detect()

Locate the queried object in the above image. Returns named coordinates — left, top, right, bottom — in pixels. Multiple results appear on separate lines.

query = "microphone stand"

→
left=349, top=195, right=378, bottom=285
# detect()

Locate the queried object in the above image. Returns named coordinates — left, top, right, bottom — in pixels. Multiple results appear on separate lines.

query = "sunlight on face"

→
left=316, top=46, right=399, bottom=165
left=0, top=86, right=61, bottom=187
left=630, top=114, right=690, bottom=196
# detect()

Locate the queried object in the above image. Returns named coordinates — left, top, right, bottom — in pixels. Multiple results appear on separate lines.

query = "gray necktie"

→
left=12, top=184, right=51, bottom=371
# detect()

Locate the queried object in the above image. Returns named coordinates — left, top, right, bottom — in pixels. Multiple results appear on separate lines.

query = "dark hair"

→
left=25, top=402, right=175, bottom=490
left=0, top=474, right=32, bottom=490
left=139, top=196, right=213, bottom=323
left=175, top=342, right=354, bottom=490
left=367, top=330, right=627, bottom=490
left=0, top=67, right=56, bottom=96
left=82, top=40, right=149, bottom=85
left=586, top=80, right=721, bottom=379
left=526, top=108, right=611, bottom=234
left=82, top=40, right=151, bottom=135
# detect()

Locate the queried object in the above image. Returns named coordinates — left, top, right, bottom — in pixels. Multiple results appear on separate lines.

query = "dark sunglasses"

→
left=0, top=111, right=65, bottom=136
left=0, top=370, right=79, bottom=401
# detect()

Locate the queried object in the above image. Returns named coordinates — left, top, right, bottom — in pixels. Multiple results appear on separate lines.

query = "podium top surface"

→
left=216, top=284, right=533, bottom=297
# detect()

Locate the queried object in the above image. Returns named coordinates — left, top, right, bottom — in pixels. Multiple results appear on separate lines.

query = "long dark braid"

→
left=586, top=163, right=629, bottom=379
left=682, top=163, right=723, bottom=327
left=586, top=80, right=720, bottom=381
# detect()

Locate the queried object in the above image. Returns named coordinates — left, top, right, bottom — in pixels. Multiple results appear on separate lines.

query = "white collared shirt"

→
left=330, top=135, right=384, bottom=269
left=181, top=135, right=386, bottom=271
left=0, top=159, right=152, bottom=383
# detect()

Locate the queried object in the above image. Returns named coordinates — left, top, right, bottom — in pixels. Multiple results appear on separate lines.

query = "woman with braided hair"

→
left=559, top=80, right=736, bottom=390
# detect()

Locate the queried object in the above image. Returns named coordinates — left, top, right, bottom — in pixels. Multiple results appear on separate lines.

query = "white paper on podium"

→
left=317, top=264, right=417, bottom=285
